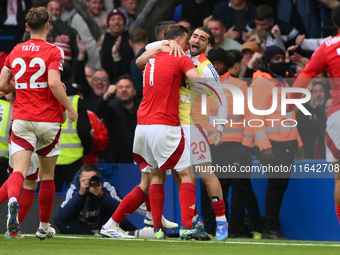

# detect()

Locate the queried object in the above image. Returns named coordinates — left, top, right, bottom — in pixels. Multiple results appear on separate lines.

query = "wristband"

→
left=112, top=52, right=120, bottom=58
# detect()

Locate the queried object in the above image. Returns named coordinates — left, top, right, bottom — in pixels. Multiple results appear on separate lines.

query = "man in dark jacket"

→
left=96, top=74, right=140, bottom=163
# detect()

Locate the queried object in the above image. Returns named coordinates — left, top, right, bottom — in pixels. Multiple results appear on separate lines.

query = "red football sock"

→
left=149, top=184, right=164, bottom=229
left=0, top=180, right=8, bottom=204
left=39, top=180, right=55, bottom=223
left=7, top=171, right=24, bottom=200
left=145, top=196, right=151, bottom=212
left=18, top=188, right=35, bottom=223
left=112, top=185, right=147, bottom=223
left=179, top=183, right=196, bottom=228
left=211, top=199, right=226, bottom=217
left=335, top=205, right=340, bottom=225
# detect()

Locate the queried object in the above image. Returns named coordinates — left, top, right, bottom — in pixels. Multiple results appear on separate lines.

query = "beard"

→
left=117, top=96, right=134, bottom=105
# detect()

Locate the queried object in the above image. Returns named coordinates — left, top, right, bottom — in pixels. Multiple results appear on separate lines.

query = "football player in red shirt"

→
left=0, top=6, right=78, bottom=239
left=290, top=5, right=340, bottom=226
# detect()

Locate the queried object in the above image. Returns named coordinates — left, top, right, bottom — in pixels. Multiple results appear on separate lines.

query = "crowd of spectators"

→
left=0, top=0, right=339, bottom=239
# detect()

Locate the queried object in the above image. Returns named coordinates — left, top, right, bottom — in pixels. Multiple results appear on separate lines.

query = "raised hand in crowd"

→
left=103, top=84, right=117, bottom=101
left=224, top=26, right=240, bottom=40
left=112, top=35, right=122, bottom=62
left=286, top=45, right=309, bottom=68
left=248, top=52, right=263, bottom=69
left=295, top=34, right=305, bottom=46
left=77, top=35, right=86, bottom=60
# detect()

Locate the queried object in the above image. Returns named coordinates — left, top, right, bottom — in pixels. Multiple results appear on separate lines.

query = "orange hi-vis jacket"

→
left=250, top=70, right=303, bottom=151
left=204, top=72, right=253, bottom=147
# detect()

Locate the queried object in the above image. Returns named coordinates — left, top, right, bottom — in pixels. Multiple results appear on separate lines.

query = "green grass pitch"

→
left=1, top=235, right=340, bottom=255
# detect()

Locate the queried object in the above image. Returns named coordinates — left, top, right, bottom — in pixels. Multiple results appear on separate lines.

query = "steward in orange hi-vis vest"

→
left=250, top=45, right=304, bottom=240
left=250, top=69, right=303, bottom=151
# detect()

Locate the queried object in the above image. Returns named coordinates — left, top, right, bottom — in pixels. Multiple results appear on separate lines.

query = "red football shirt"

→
left=302, top=34, right=340, bottom=116
left=137, top=52, right=195, bottom=126
left=4, top=38, right=64, bottom=122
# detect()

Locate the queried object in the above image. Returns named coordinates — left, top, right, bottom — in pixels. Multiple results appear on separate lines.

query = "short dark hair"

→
left=164, top=24, right=188, bottom=40
left=155, top=21, right=176, bottom=40
left=80, top=164, right=99, bottom=174
left=129, top=28, right=148, bottom=43
left=25, top=6, right=49, bottom=31
left=117, top=74, right=134, bottom=85
left=206, top=17, right=225, bottom=28
left=225, top=50, right=243, bottom=69
left=190, top=27, right=215, bottom=48
left=254, top=4, right=275, bottom=21
left=332, top=5, right=340, bottom=28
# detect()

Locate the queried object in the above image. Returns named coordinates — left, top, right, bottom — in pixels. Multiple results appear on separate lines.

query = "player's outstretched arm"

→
left=186, top=68, right=226, bottom=143
left=0, top=68, right=15, bottom=93
left=48, top=69, right=78, bottom=122
left=136, top=47, right=163, bottom=69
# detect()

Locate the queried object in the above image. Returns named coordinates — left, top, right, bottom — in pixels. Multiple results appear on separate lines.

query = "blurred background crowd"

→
left=0, top=0, right=339, bottom=239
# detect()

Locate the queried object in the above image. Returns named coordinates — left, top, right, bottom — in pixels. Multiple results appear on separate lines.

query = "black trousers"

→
left=201, top=142, right=261, bottom=235
left=257, top=141, right=297, bottom=233
left=0, top=158, right=9, bottom=187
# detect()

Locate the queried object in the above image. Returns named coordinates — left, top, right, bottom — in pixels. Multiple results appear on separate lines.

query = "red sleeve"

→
left=302, top=43, right=327, bottom=77
left=48, top=47, right=63, bottom=72
left=179, top=56, right=195, bottom=74
left=3, top=52, right=12, bottom=71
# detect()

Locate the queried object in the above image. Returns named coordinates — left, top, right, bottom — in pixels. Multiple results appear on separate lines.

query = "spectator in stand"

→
left=212, top=0, right=256, bottom=44
left=100, top=9, right=134, bottom=84
left=73, top=36, right=110, bottom=112
left=240, top=41, right=262, bottom=79
left=0, top=0, right=31, bottom=53
left=154, top=21, right=176, bottom=40
left=129, top=28, right=148, bottom=99
left=79, top=0, right=115, bottom=12
left=47, top=0, right=79, bottom=65
left=96, top=74, right=140, bottom=163
left=70, top=0, right=108, bottom=69
left=118, top=0, right=138, bottom=32
left=276, top=0, right=320, bottom=39
left=206, top=17, right=241, bottom=51
left=325, top=98, right=332, bottom=114
left=54, top=35, right=73, bottom=77
left=250, top=46, right=304, bottom=239
left=297, top=81, right=330, bottom=159
left=181, top=0, right=223, bottom=29
left=177, top=17, right=193, bottom=33
left=59, top=0, right=77, bottom=24
left=206, top=48, right=229, bottom=78
left=246, top=4, right=299, bottom=50
left=319, top=0, right=340, bottom=37
left=134, top=0, right=181, bottom=42
left=244, top=28, right=267, bottom=53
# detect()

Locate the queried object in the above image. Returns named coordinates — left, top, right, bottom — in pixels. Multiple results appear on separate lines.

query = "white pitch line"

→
left=22, top=234, right=340, bottom=247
